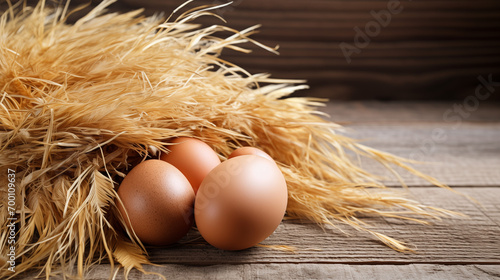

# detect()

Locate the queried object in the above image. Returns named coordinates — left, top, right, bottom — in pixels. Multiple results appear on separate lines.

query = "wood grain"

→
left=2, top=0, right=500, bottom=275
left=320, top=101, right=500, bottom=123
left=116, top=0, right=500, bottom=100
left=18, top=264, right=500, bottom=280
left=138, top=187, right=500, bottom=265
left=5, top=0, right=500, bottom=100
left=340, top=123, right=500, bottom=186
left=14, top=188, right=500, bottom=279
left=318, top=101, right=500, bottom=186
left=7, top=100, right=500, bottom=279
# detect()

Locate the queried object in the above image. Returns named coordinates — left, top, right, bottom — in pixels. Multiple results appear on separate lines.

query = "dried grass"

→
left=0, top=1, right=462, bottom=279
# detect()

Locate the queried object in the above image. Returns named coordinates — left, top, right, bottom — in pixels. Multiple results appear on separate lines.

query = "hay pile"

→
left=0, top=1, right=457, bottom=279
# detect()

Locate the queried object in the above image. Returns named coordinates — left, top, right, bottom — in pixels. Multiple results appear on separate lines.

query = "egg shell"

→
left=195, top=155, right=288, bottom=250
left=117, top=159, right=195, bottom=246
left=160, top=137, right=221, bottom=194
left=228, top=147, right=274, bottom=162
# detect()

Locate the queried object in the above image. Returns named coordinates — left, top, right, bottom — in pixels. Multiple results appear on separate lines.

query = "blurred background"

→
left=3, top=0, right=500, bottom=100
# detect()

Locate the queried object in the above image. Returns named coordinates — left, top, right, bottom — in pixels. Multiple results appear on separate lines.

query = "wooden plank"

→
left=18, top=264, right=500, bottom=280
left=36, top=0, right=500, bottom=100
left=135, top=187, right=500, bottom=265
left=339, top=123, right=500, bottom=186
left=316, top=102, right=500, bottom=186
left=320, top=101, right=500, bottom=123
left=6, top=102, right=499, bottom=278
left=14, top=187, right=498, bottom=279
left=222, top=41, right=500, bottom=68
left=122, top=0, right=500, bottom=12
left=117, top=0, right=500, bottom=42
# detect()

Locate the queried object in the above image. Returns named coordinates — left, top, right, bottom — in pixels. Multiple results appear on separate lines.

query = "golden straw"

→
left=0, top=1, right=462, bottom=279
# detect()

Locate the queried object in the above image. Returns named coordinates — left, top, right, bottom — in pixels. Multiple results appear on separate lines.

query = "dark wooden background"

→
left=4, top=0, right=500, bottom=100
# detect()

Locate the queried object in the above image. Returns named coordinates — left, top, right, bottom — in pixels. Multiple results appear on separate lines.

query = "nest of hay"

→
left=0, top=1, right=459, bottom=279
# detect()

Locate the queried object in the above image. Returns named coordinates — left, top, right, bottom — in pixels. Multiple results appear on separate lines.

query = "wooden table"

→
left=18, top=101, right=500, bottom=279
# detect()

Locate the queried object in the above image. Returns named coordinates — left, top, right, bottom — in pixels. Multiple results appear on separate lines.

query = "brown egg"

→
left=116, top=159, right=195, bottom=246
left=160, top=137, right=221, bottom=194
left=195, top=155, right=288, bottom=250
left=228, top=147, right=274, bottom=161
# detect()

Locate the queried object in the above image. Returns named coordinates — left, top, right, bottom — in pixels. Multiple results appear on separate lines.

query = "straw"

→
left=0, top=1, right=462, bottom=279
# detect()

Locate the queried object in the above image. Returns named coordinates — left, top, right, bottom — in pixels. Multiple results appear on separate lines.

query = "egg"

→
left=160, top=137, right=221, bottom=194
left=116, top=159, right=195, bottom=246
left=228, top=147, right=274, bottom=161
left=195, top=155, right=288, bottom=250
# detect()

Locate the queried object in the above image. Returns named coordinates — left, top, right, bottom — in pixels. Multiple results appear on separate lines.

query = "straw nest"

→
left=0, top=1, right=460, bottom=279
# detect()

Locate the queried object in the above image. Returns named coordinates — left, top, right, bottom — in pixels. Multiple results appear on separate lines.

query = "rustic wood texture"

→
left=18, top=264, right=500, bottom=280
left=6, top=0, right=499, bottom=100
left=321, top=101, right=500, bottom=123
left=319, top=101, right=500, bottom=186
left=7, top=0, right=500, bottom=100
left=1, top=0, right=499, bottom=278
left=11, top=101, right=500, bottom=279
left=341, top=123, right=500, bottom=186
left=119, top=188, right=499, bottom=266
left=14, top=188, right=500, bottom=279
left=113, top=0, right=500, bottom=100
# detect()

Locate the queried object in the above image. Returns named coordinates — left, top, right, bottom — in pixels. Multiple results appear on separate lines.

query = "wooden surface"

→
left=322, top=101, right=500, bottom=187
left=14, top=101, right=500, bottom=279
left=46, top=264, right=500, bottom=280
left=5, top=0, right=499, bottom=100
left=117, top=0, right=500, bottom=100
left=2, top=1, right=500, bottom=278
